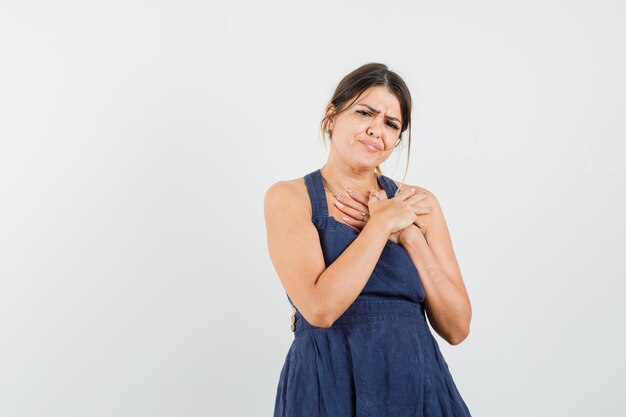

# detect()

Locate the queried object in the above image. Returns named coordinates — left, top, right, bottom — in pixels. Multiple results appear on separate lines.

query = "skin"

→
left=264, top=86, right=472, bottom=344
left=333, top=186, right=472, bottom=345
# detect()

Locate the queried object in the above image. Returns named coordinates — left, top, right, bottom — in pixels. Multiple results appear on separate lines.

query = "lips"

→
left=359, top=140, right=380, bottom=152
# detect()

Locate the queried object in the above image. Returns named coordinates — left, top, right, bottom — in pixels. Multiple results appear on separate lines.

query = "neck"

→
left=320, top=163, right=381, bottom=196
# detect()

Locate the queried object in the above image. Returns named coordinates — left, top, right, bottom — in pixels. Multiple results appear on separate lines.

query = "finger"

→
left=345, top=189, right=369, bottom=206
left=396, top=187, right=418, bottom=201
left=334, top=200, right=370, bottom=222
left=403, top=190, right=430, bottom=203
left=367, top=189, right=383, bottom=211
left=374, top=188, right=389, bottom=200
left=406, top=188, right=430, bottom=201
left=412, top=205, right=433, bottom=214
left=341, top=215, right=366, bottom=230
left=334, top=192, right=368, bottom=213
left=368, top=189, right=381, bottom=201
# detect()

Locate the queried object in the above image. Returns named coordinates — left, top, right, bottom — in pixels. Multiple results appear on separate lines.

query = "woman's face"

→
left=327, top=85, right=403, bottom=170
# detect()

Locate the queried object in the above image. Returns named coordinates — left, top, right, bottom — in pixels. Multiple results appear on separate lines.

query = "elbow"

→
left=448, top=304, right=472, bottom=345
left=312, top=319, right=334, bottom=329
left=301, top=289, right=337, bottom=328
left=448, top=326, right=470, bottom=346
left=306, top=311, right=335, bottom=328
left=299, top=301, right=335, bottom=328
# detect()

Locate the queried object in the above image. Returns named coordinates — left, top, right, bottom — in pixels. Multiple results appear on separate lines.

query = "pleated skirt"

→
left=273, top=299, right=472, bottom=417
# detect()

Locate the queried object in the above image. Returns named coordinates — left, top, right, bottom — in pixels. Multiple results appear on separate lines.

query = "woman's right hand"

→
left=367, top=188, right=431, bottom=234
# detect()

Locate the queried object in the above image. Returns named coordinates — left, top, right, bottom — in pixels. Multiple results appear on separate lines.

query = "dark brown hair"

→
left=320, top=62, right=412, bottom=187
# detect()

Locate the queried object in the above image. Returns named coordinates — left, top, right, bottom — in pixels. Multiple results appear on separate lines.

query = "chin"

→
left=352, top=160, right=380, bottom=171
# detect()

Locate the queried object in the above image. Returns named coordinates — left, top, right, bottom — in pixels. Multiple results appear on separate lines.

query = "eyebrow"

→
left=356, top=103, right=401, bottom=124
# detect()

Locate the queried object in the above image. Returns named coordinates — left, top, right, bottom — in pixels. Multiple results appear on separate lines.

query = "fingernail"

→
left=335, top=202, right=344, bottom=208
left=421, top=191, right=428, bottom=195
left=346, top=188, right=353, bottom=194
left=335, top=193, right=343, bottom=199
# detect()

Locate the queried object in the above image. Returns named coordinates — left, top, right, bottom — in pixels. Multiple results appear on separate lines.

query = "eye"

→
left=357, top=109, right=399, bottom=130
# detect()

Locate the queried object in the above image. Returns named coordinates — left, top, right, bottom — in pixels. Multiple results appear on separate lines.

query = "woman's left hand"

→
left=332, top=188, right=430, bottom=244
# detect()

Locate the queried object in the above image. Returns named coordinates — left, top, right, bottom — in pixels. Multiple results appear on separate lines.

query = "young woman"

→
left=264, top=62, right=473, bottom=416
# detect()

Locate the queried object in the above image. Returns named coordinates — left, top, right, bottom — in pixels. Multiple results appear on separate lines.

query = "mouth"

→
left=359, top=140, right=380, bottom=152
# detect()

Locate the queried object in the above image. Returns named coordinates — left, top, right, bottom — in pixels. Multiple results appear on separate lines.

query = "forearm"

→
left=402, top=237, right=471, bottom=344
left=314, top=219, right=392, bottom=327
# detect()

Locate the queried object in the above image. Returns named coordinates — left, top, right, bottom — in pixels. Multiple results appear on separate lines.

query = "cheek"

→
left=334, top=119, right=362, bottom=134
left=383, top=138, right=397, bottom=151
left=338, top=122, right=368, bottom=139
left=388, top=134, right=402, bottom=149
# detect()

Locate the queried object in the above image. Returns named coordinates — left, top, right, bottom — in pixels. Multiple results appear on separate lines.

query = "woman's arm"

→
left=265, top=181, right=394, bottom=328
left=399, top=190, right=472, bottom=345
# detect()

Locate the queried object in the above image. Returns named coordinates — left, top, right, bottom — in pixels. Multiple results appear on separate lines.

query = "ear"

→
left=326, top=104, right=336, bottom=131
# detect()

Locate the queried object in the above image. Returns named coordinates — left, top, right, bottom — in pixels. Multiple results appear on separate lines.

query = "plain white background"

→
left=1, top=1, right=625, bottom=416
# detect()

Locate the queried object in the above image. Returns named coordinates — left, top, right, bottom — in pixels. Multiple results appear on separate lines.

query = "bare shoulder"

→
left=263, top=176, right=328, bottom=327
left=264, top=176, right=311, bottom=217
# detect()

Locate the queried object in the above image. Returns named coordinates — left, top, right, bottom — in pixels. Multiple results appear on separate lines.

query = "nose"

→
left=366, top=116, right=383, bottom=138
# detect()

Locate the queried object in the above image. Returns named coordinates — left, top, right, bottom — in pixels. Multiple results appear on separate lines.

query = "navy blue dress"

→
left=273, top=168, right=472, bottom=417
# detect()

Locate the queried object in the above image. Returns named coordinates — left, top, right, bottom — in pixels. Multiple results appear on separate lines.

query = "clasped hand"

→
left=332, top=187, right=432, bottom=245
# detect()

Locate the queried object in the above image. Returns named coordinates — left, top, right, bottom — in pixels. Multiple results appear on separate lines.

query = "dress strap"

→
left=304, top=169, right=328, bottom=218
left=377, top=173, right=399, bottom=199
left=305, top=168, right=400, bottom=216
